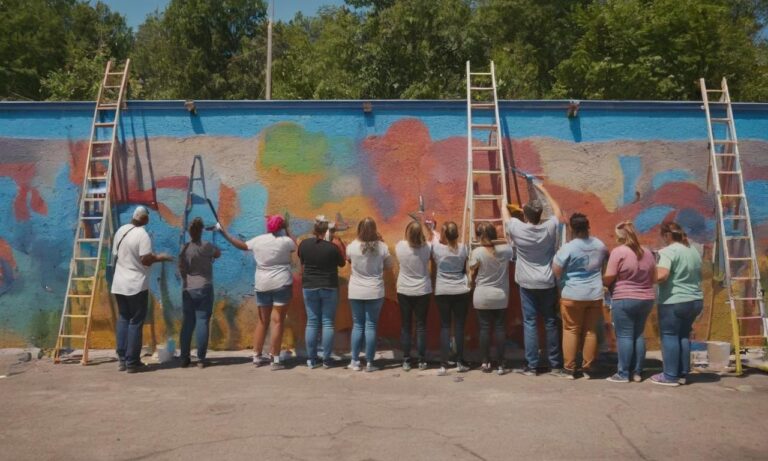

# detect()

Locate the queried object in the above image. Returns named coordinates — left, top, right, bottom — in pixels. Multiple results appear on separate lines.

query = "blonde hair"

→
left=357, top=217, right=382, bottom=254
left=615, top=221, right=643, bottom=258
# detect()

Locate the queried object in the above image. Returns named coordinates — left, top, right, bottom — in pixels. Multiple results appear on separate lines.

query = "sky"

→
left=98, top=0, right=348, bottom=30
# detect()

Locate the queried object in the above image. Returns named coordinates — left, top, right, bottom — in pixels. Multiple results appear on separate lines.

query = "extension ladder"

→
left=462, top=61, right=511, bottom=248
left=54, top=60, right=131, bottom=364
left=700, top=77, right=767, bottom=374
left=179, top=155, right=209, bottom=249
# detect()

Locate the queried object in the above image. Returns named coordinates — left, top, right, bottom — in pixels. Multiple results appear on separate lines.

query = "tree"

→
left=551, top=0, right=766, bottom=100
left=131, top=0, right=267, bottom=100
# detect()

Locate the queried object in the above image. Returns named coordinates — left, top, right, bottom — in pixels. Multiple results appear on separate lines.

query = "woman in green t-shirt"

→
left=651, top=222, right=703, bottom=387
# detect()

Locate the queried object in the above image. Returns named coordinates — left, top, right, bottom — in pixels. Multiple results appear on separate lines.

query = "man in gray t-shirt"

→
left=505, top=194, right=565, bottom=376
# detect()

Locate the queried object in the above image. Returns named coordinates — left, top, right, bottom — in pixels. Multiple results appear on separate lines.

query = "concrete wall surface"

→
left=1, top=100, right=767, bottom=351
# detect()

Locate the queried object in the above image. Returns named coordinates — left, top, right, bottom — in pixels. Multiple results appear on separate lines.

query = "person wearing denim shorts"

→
left=298, top=216, right=346, bottom=369
left=651, top=222, right=703, bottom=387
left=346, top=217, right=393, bottom=372
left=603, top=221, right=656, bottom=383
left=217, top=215, right=296, bottom=370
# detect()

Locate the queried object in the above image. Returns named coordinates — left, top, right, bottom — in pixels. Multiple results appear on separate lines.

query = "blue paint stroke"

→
left=746, top=180, right=768, bottom=225
left=651, top=170, right=694, bottom=190
left=635, top=205, right=674, bottom=233
left=618, top=155, right=642, bottom=206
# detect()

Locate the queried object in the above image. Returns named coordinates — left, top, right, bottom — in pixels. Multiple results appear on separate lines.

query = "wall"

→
left=1, top=100, right=767, bottom=352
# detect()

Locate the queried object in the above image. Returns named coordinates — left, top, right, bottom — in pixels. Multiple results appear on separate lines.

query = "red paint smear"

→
left=67, top=141, right=89, bottom=186
left=0, top=163, right=48, bottom=220
left=0, top=239, right=16, bottom=270
left=217, top=183, right=238, bottom=228
left=156, top=176, right=189, bottom=190
left=29, top=188, right=47, bottom=215
left=507, top=139, right=543, bottom=176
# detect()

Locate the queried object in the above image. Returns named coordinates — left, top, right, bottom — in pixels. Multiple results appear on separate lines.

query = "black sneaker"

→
left=196, top=360, right=207, bottom=369
left=180, top=357, right=191, bottom=368
left=515, top=366, right=538, bottom=376
left=118, top=361, right=126, bottom=372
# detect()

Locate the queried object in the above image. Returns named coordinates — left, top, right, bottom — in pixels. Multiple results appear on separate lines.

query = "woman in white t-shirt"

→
left=218, top=215, right=296, bottom=370
left=346, top=217, right=393, bottom=372
left=431, top=220, right=470, bottom=375
left=395, top=220, right=432, bottom=371
left=469, top=222, right=515, bottom=375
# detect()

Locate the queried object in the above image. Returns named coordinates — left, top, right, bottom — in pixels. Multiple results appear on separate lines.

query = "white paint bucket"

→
left=707, top=341, right=731, bottom=370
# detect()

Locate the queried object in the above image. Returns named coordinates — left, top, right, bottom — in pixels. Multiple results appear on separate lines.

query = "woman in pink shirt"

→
left=603, top=221, right=656, bottom=383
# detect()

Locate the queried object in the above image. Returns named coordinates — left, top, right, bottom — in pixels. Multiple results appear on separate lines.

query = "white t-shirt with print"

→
left=111, top=224, right=152, bottom=296
left=395, top=240, right=432, bottom=296
left=347, top=240, right=393, bottom=300
left=246, top=234, right=296, bottom=292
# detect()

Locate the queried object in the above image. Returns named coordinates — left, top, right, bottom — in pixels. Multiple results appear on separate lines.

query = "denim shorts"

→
left=255, top=285, right=293, bottom=307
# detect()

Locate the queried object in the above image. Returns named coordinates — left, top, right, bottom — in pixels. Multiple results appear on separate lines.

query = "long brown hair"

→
left=475, top=222, right=497, bottom=253
left=441, top=221, right=460, bottom=251
left=615, top=221, right=643, bottom=258
left=405, top=221, right=426, bottom=248
left=357, top=217, right=382, bottom=254
left=660, top=221, right=689, bottom=246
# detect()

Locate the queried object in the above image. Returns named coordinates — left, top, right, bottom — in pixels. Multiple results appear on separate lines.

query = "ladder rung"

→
left=706, top=89, right=724, bottom=93
left=470, top=86, right=494, bottom=91
left=725, top=236, right=750, bottom=240
left=92, top=140, right=112, bottom=145
left=732, top=276, right=759, bottom=280
left=471, top=124, right=497, bottom=130
left=470, top=72, right=492, bottom=76
left=67, top=294, right=91, bottom=298
left=713, top=140, right=737, bottom=144
left=471, top=103, right=495, bottom=109
left=473, top=170, right=503, bottom=174
left=710, top=118, right=731, bottom=123
left=739, top=335, right=767, bottom=339
left=94, top=122, right=115, bottom=127
left=64, top=314, right=90, bottom=318
left=718, top=171, right=741, bottom=175
left=98, top=103, right=118, bottom=108
left=474, top=195, right=505, bottom=200
left=80, top=216, right=103, bottom=220
left=104, top=85, right=121, bottom=89
left=88, top=176, right=108, bottom=181
left=71, top=277, right=95, bottom=282
left=76, top=238, right=100, bottom=243
left=713, top=153, right=736, bottom=157
left=720, top=194, right=744, bottom=198
left=83, top=197, right=106, bottom=202
left=723, top=215, right=746, bottom=220
left=107, top=72, right=125, bottom=76
left=74, top=257, right=99, bottom=260
left=733, top=297, right=762, bottom=301
left=728, top=257, right=753, bottom=261
left=59, top=334, right=87, bottom=339
left=472, top=146, right=499, bottom=151
left=90, top=157, right=110, bottom=162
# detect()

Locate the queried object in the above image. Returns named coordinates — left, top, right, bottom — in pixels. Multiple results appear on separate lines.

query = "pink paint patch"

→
left=156, top=176, right=189, bottom=190
left=0, top=163, right=47, bottom=220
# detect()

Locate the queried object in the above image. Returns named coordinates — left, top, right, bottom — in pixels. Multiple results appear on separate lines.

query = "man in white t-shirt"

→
left=111, top=206, right=172, bottom=373
left=505, top=188, right=567, bottom=377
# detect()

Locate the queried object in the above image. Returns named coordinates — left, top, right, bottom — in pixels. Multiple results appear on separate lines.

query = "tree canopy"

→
left=0, top=0, right=766, bottom=101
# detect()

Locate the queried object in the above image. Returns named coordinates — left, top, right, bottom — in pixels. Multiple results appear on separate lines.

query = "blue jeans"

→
left=180, top=286, right=214, bottom=361
left=304, top=288, right=338, bottom=363
left=350, top=298, right=384, bottom=364
left=611, top=298, right=653, bottom=379
left=519, top=287, right=562, bottom=369
left=115, top=290, right=148, bottom=367
left=658, top=300, right=704, bottom=380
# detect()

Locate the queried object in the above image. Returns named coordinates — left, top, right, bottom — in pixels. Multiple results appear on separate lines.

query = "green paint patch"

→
left=262, top=123, right=329, bottom=173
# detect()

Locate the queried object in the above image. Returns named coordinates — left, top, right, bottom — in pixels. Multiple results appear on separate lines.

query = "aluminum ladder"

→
left=700, top=77, right=767, bottom=374
left=53, top=60, right=131, bottom=365
left=461, top=61, right=511, bottom=249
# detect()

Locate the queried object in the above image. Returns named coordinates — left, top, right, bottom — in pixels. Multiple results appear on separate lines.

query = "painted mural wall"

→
left=1, top=100, right=767, bottom=352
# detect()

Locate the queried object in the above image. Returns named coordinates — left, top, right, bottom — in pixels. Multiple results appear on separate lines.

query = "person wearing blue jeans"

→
left=519, top=287, right=562, bottom=373
left=652, top=221, right=703, bottom=387
left=115, top=290, right=149, bottom=370
left=611, top=299, right=654, bottom=380
left=304, top=288, right=339, bottom=367
left=179, top=286, right=214, bottom=366
left=299, top=216, right=346, bottom=369
left=350, top=298, right=385, bottom=370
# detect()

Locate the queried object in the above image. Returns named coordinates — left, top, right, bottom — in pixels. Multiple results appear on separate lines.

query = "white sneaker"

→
left=437, top=366, right=447, bottom=376
left=365, top=364, right=379, bottom=373
left=253, top=355, right=270, bottom=367
left=346, top=360, right=362, bottom=371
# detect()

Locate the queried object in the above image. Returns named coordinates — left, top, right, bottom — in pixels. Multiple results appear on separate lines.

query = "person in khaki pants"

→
left=552, top=213, right=609, bottom=379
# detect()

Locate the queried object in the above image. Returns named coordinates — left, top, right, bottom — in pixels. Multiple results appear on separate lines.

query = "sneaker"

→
left=549, top=368, right=569, bottom=378
left=125, top=366, right=140, bottom=374
left=418, top=361, right=428, bottom=370
left=253, top=355, right=270, bottom=367
left=270, top=356, right=285, bottom=371
left=322, top=359, right=334, bottom=369
left=515, top=366, right=538, bottom=376
left=456, top=362, right=470, bottom=373
left=481, top=362, right=493, bottom=373
left=180, top=357, right=191, bottom=368
left=365, top=364, right=379, bottom=373
left=437, top=366, right=447, bottom=376
left=347, top=360, right=362, bottom=371
left=118, top=361, right=126, bottom=372
left=197, top=360, right=207, bottom=369
left=402, top=360, right=412, bottom=372
left=650, top=373, right=680, bottom=387
left=678, top=375, right=688, bottom=385
left=606, top=373, right=629, bottom=383
left=496, top=366, right=506, bottom=376
left=581, top=370, right=592, bottom=380
left=307, top=360, right=321, bottom=369
left=564, top=369, right=576, bottom=380
left=632, top=374, right=643, bottom=383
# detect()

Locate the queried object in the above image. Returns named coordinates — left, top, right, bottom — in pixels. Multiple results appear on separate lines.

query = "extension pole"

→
left=265, top=0, right=274, bottom=100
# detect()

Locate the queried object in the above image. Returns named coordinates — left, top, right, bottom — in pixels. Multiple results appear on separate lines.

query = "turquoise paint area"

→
left=652, top=170, right=694, bottom=190
left=746, top=180, right=768, bottom=225
left=634, top=205, right=675, bottom=233
left=3, top=104, right=768, bottom=142
left=618, top=155, right=642, bottom=206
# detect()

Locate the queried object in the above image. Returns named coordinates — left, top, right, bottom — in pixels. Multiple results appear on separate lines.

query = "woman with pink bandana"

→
left=218, top=215, right=296, bottom=370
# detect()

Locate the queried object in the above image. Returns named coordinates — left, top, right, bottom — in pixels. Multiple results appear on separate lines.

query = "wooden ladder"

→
left=700, top=77, right=767, bottom=374
left=53, top=59, right=131, bottom=365
left=462, top=61, right=511, bottom=248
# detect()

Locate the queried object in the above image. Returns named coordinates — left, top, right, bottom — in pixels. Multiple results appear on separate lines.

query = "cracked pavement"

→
left=1, top=352, right=767, bottom=460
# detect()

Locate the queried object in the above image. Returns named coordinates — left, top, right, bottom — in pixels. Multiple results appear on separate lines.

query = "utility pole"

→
left=266, top=0, right=274, bottom=100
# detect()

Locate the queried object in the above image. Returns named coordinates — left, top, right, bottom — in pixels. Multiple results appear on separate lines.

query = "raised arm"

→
left=216, top=223, right=248, bottom=251
left=536, top=183, right=565, bottom=223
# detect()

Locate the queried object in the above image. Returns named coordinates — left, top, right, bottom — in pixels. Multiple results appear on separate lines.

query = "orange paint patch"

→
left=157, top=202, right=182, bottom=228
left=0, top=239, right=16, bottom=270
left=217, top=183, right=239, bottom=228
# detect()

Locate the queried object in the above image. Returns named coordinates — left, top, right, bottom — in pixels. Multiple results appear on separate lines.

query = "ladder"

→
left=53, top=60, right=131, bottom=365
left=179, top=155, right=209, bottom=249
left=700, top=77, right=767, bottom=374
left=462, top=61, right=511, bottom=248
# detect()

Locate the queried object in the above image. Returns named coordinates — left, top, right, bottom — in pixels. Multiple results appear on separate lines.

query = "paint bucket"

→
left=707, top=341, right=731, bottom=370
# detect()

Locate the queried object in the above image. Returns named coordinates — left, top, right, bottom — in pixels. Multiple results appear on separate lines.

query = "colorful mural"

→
left=1, top=101, right=767, bottom=352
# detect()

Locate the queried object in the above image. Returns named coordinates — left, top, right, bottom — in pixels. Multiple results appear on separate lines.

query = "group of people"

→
left=111, top=194, right=703, bottom=387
